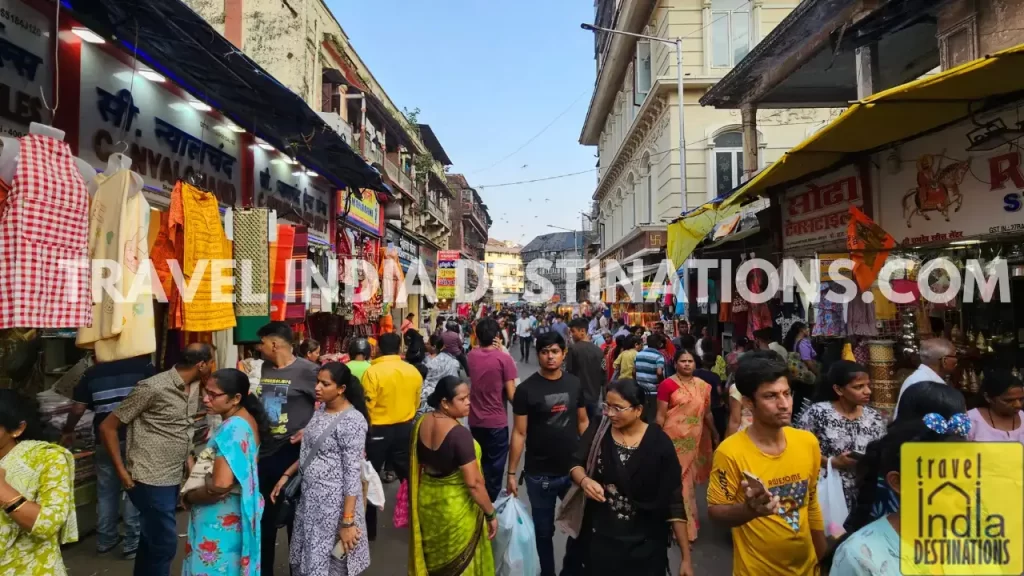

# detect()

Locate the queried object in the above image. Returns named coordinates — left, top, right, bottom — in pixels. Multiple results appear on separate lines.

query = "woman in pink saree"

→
left=655, top=349, right=719, bottom=541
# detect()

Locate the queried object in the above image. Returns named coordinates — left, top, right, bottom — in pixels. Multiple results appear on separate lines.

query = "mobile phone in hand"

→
left=741, top=471, right=768, bottom=494
left=849, top=450, right=866, bottom=461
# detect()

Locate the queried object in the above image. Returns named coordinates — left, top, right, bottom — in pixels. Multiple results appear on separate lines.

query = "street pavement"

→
left=62, top=355, right=733, bottom=575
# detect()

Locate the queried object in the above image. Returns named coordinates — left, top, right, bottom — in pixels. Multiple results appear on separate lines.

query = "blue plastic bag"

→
left=493, top=491, right=541, bottom=576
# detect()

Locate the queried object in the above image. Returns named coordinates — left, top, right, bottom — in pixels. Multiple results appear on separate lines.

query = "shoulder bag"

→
left=555, top=416, right=612, bottom=539
left=274, top=409, right=350, bottom=527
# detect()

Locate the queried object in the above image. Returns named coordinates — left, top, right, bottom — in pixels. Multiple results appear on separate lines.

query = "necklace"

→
left=986, top=407, right=1018, bottom=433
left=432, top=411, right=456, bottom=421
left=612, top=426, right=643, bottom=448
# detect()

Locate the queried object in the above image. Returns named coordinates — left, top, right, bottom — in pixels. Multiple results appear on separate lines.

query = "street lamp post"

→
left=581, top=23, right=687, bottom=213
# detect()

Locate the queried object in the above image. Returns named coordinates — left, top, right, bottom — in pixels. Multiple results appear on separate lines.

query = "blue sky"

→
left=326, top=0, right=598, bottom=246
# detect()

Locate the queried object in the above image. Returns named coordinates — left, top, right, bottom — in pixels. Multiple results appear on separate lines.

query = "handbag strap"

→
left=298, top=408, right=351, bottom=473
left=584, top=416, right=612, bottom=477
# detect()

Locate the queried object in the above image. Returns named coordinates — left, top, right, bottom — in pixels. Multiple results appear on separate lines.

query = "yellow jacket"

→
left=362, top=355, right=423, bottom=426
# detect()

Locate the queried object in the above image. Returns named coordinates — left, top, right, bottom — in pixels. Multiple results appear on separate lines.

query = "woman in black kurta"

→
left=568, top=379, right=694, bottom=576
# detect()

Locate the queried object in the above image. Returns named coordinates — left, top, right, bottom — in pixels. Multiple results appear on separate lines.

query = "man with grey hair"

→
left=894, top=338, right=958, bottom=418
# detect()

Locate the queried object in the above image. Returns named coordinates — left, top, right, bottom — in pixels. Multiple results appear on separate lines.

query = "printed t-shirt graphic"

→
left=256, top=358, right=319, bottom=455
left=707, top=427, right=824, bottom=576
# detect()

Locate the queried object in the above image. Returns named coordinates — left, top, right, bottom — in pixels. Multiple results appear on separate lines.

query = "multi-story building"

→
left=521, top=232, right=586, bottom=304
left=484, top=240, right=525, bottom=303
left=183, top=0, right=454, bottom=249
left=581, top=0, right=835, bottom=267
left=446, top=173, right=491, bottom=263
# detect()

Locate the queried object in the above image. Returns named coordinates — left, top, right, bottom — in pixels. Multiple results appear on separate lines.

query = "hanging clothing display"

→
left=269, top=224, right=294, bottom=322
left=181, top=182, right=235, bottom=332
left=845, top=290, right=878, bottom=337
left=0, top=134, right=91, bottom=329
left=286, top=226, right=309, bottom=322
left=812, top=282, right=846, bottom=337
left=76, top=170, right=156, bottom=362
left=232, top=209, right=270, bottom=343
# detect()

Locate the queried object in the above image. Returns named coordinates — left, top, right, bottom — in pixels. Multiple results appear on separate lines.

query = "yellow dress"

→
left=181, top=182, right=236, bottom=332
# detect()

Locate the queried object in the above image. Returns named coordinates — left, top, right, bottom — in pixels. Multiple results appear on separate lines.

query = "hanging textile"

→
left=845, top=289, right=878, bottom=337
left=269, top=224, right=294, bottom=322
left=811, top=282, right=846, bottom=337
left=232, top=209, right=270, bottom=343
left=76, top=170, right=157, bottom=361
left=286, top=226, right=308, bottom=321
left=181, top=182, right=235, bottom=332
left=165, top=183, right=187, bottom=330
left=0, top=134, right=91, bottom=329
left=847, top=206, right=895, bottom=291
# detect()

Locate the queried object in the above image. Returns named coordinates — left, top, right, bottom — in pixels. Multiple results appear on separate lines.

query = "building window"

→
left=642, top=153, right=653, bottom=223
left=711, top=0, right=750, bottom=68
left=713, top=131, right=743, bottom=196
left=634, top=40, right=652, bottom=106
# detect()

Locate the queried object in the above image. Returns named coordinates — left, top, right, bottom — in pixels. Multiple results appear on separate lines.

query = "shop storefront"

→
left=386, top=224, right=421, bottom=327
left=0, top=0, right=388, bottom=537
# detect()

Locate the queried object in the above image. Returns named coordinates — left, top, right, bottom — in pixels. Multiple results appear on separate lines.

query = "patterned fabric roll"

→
left=286, top=225, right=308, bottom=321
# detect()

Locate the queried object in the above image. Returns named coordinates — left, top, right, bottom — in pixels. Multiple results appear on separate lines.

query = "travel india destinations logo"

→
left=900, top=442, right=1024, bottom=575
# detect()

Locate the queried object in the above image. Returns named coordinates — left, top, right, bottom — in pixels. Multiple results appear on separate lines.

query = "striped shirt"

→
left=634, top=347, right=665, bottom=391
left=73, top=356, right=156, bottom=438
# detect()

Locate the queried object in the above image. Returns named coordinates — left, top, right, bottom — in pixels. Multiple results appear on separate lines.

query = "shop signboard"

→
left=878, top=108, right=1024, bottom=245
left=385, top=225, right=419, bottom=273
left=343, top=188, right=382, bottom=236
left=252, top=147, right=332, bottom=244
left=436, top=250, right=459, bottom=300
left=78, top=43, right=242, bottom=206
left=0, top=0, right=51, bottom=137
left=782, top=164, right=863, bottom=252
left=419, top=244, right=437, bottom=283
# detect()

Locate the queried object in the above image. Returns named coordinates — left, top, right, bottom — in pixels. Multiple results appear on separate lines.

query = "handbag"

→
left=181, top=446, right=241, bottom=496
left=274, top=409, right=350, bottom=527
left=555, top=416, right=611, bottom=539
left=393, top=479, right=409, bottom=528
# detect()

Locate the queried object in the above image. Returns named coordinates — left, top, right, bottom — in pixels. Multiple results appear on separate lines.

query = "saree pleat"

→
left=409, top=418, right=494, bottom=576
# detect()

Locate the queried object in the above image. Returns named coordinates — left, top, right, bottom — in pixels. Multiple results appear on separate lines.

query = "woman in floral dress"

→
left=655, top=349, right=719, bottom=542
left=274, top=362, right=370, bottom=576
left=182, top=369, right=268, bottom=576
left=797, top=360, right=886, bottom=511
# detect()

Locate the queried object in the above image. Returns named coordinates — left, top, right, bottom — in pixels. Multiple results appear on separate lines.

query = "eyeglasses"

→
left=942, top=355, right=959, bottom=364
left=203, top=390, right=229, bottom=400
left=600, top=403, right=634, bottom=414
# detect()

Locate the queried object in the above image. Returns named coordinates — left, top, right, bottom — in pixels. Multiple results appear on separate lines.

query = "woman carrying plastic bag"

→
left=492, top=491, right=541, bottom=576
left=818, top=457, right=849, bottom=538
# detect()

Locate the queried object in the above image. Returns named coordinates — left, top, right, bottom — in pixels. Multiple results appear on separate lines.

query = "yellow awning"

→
left=666, top=201, right=741, bottom=267
left=720, top=42, right=1024, bottom=209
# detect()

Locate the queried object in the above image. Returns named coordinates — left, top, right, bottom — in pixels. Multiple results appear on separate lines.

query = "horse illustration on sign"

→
left=901, top=153, right=972, bottom=228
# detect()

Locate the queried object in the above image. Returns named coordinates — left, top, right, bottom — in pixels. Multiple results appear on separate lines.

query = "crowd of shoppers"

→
left=14, top=303, right=1012, bottom=576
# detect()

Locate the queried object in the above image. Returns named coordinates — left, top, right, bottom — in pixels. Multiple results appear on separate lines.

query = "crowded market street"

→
left=60, top=357, right=734, bottom=576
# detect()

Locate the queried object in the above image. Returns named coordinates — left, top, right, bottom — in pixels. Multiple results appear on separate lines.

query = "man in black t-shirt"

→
left=566, top=317, right=606, bottom=421
left=508, top=332, right=589, bottom=576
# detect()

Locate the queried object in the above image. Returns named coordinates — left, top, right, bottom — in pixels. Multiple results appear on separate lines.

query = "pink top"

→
left=967, top=408, right=1024, bottom=444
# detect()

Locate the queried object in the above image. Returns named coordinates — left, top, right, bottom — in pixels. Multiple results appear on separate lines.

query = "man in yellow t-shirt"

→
left=707, top=351, right=826, bottom=576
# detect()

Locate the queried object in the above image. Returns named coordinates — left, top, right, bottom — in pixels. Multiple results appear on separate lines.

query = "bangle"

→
left=341, top=520, right=356, bottom=528
left=484, top=509, right=496, bottom=521
left=5, top=498, right=27, bottom=515
left=507, top=472, right=516, bottom=477
left=1, top=493, right=22, bottom=509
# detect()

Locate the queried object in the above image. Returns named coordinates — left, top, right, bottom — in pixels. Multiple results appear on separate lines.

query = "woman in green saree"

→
left=409, top=376, right=496, bottom=576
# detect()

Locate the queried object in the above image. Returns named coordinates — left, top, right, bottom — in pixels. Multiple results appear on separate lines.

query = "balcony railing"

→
left=382, top=156, right=414, bottom=194
left=355, top=134, right=384, bottom=166
left=424, top=199, right=449, bottom=227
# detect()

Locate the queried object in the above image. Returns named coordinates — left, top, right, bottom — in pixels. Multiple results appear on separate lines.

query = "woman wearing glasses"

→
left=569, top=379, right=694, bottom=576
left=182, top=369, right=269, bottom=575
left=967, top=370, right=1024, bottom=444
left=655, top=349, right=719, bottom=543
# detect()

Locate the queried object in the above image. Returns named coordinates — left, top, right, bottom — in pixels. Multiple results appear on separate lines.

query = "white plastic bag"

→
left=362, top=460, right=385, bottom=510
left=818, top=457, right=849, bottom=537
left=493, top=491, right=541, bottom=576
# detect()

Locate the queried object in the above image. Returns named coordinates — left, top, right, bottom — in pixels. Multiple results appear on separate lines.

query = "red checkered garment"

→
left=0, top=134, right=91, bottom=328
